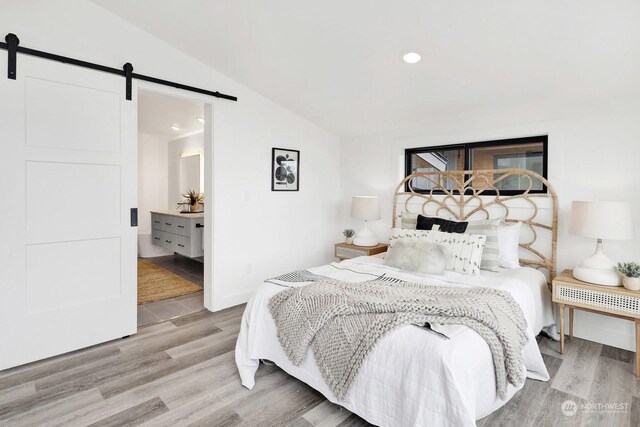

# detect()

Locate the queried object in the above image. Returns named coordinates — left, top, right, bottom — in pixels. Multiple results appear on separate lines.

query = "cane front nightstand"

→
left=552, top=269, right=640, bottom=376
left=334, top=242, right=388, bottom=261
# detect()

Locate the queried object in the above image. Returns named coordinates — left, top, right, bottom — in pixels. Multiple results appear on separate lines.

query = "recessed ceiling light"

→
left=402, top=52, right=421, bottom=64
left=197, top=117, right=205, bottom=124
left=171, top=125, right=181, bottom=131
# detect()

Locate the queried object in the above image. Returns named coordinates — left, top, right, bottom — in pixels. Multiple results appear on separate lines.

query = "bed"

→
left=235, top=169, right=558, bottom=427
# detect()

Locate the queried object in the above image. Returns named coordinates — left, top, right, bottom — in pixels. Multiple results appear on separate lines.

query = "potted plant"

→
left=617, top=262, right=640, bottom=291
left=343, top=228, right=355, bottom=245
left=181, top=190, right=204, bottom=212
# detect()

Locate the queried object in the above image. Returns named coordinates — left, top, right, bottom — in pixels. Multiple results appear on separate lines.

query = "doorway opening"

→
left=136, top=89, right=209, bottom=327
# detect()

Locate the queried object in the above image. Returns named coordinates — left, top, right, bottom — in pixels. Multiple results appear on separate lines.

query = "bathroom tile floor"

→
left=146, top=254, right=204, bottom=286
left=137, top=291, right=205, bottom=327
left=138, top=255, right=205, bottom=328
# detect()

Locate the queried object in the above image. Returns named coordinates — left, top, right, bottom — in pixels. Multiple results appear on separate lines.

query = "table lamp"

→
left=569, top=200, right=634, bottom=286
left=351, top=196, right=381, bottom=247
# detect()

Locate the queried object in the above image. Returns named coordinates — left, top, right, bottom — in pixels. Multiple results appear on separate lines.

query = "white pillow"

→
left=465, top=218, right=501, bottom=272
left=385, top=239, right=449, bottom=275
left=389, top=228, right=486, bottom=275
left=498, top=221, right=521, bottom=268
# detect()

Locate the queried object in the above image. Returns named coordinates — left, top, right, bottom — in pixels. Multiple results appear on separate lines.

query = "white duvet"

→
left=235, top=256, right=555, bottom=427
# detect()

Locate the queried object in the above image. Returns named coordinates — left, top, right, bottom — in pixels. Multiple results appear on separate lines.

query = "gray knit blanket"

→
left=268, top=279, right=529, bottom=400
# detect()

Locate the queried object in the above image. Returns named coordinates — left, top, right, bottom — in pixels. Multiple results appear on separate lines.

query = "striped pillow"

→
left=400, top=212, right=418, bottom=229
left=465, top=219, right=501, bottom=272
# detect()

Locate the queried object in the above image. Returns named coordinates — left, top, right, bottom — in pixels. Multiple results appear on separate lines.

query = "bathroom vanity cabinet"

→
left=150, top=211, right=204, bottom=258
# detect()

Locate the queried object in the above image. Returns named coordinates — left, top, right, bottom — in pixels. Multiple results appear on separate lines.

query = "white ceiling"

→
left=96, top=0, right=640, bottom=137
left=138, top=90, right=204, bottom=141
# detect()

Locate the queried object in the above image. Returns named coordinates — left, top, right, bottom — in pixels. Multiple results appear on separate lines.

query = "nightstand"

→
left=552, top=269, right=640, bottom=376
left=334, top=242, right=388, bottom=261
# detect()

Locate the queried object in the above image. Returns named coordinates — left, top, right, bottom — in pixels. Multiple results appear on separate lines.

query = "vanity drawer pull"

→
left=154, top=237, right=160, bottom=240
left=177, top=244, right=185, bottom=248
left=153, top=220, right=160, bottom=224
left=165, top=222, right=172, bottom=226
left=177, top=225, right=185, bottom=229
left=165, top=240, right=172, bottom=244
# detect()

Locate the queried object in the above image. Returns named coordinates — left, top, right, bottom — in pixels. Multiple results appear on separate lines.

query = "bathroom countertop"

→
left=150, top=210, right=205, bottom=219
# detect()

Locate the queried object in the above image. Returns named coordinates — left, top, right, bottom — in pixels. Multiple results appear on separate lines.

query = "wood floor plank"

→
left=302, top=400, right=352, bottom=427
left=0, top=389, right=104, bottom=427
left=118, top=321, right=222, bottom=356
left=0, top=322, right=175, bottom=382
left=538, top=335, right=565, bottom=360
left=551, top=338, right=602, bottom=400
left=584, top=357, right=634, bottom=427
left=287, top=418, right=315, bottom=427
left=138, top=393, right=226, bottom=427
left=0, top=382, right=36, bottom=406
left=601, top=344, right=633, bottom=365
left=88, top=397, right=169, bottom=427
left=170, top=309, right=217, bottom=327
left=36, top=351, right=171, bottom=393
left=214, top=364, right=290, bottom=408
left=0, top=346, right=121, bottom=391
left=335, top=414, right=374, bottom=427
left=186, top=405, right=242, bottom=427
left=478, top=353, right=563, bottom=427
left=47, top=354, right=229, bottom=427
left=159, top=351, right=238, bottom=410
left=165, top=326, right=240, bottom=360
left=532, top=388, right=585, bottom=427
left=98, top=334, right=236, bottom=401
left=230, top=367, right=324, bottom=426
left=171, top=304, right=244, bottom=328
left=631, top=396, right=640, bottom=427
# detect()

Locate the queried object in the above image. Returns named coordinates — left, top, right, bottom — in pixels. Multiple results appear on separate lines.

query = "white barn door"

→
left=0, top=55, right=137, bottom=370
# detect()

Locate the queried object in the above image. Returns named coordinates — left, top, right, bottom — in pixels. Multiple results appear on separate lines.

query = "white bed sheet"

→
left=235, top=256, right=555, bottom=427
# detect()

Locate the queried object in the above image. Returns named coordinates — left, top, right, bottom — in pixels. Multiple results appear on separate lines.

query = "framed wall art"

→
left=271, top=147, right=300, bottom=191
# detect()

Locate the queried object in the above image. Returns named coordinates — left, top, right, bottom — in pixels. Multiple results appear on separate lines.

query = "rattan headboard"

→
left=393, top=169, right=558, bottom=282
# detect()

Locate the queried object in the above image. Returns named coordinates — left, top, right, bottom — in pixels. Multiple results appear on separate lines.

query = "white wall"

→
left=138, top=132, right=169, bottom=234
left=168, top=132, right=204, bottom=208
left=341, top=101, right=640, bottom=350
left=0, top=0, right=342, bottom=311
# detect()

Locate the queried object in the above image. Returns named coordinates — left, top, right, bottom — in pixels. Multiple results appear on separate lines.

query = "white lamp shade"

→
left=350, top=196, right=381, bottom=220
left=569, top=200, right=634, bottom=240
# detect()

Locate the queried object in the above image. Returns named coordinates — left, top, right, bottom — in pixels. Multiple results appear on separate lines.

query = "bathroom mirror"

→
left=180, top=153, right=201, bottom=194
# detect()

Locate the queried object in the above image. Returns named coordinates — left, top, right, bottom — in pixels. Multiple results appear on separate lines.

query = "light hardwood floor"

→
left=1, top=305, right=639, bottom=426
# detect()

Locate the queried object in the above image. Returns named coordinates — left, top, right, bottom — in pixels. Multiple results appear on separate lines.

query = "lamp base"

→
left=573, top=240, right=621, bottom=286
left=353, top=227, right=378, bottom=247
left=573, top=267, right=621, bottom=287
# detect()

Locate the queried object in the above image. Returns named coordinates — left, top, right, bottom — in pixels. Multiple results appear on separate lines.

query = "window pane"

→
left=407, top=148, right=464, bottom=191
left=469, top=142, right=544, bottom=191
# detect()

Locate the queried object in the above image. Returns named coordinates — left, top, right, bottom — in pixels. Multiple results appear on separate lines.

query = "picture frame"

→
left=271, top=147, right=300, bottom=191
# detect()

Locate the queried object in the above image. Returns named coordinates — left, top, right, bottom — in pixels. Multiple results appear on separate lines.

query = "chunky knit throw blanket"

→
left=268, top=279, right=529, bottom=400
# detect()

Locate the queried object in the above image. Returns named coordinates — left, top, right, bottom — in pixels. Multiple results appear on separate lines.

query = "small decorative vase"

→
left=190, top=203, right=200, bottom=212
left=345, top=237, right=353, bottom=245
left=623, top=276, right=640, bottom=291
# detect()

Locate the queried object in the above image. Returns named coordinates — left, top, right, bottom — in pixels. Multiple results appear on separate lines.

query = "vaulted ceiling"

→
left=138, top=91, right=204, bottom=141
left=94, top=0, right=640, bottom=137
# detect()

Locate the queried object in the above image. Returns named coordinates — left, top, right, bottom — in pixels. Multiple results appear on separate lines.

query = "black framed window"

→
left=405, top=135, right=548, bottom=194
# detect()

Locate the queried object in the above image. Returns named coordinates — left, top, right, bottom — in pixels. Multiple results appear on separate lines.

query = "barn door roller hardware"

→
left=0, top=33, right=237, bottom=102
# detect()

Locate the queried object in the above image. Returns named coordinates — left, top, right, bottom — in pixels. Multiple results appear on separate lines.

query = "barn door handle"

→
left=130, top=208, right=138, bottom=227
left=5, top=33, right=19, bottom=80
